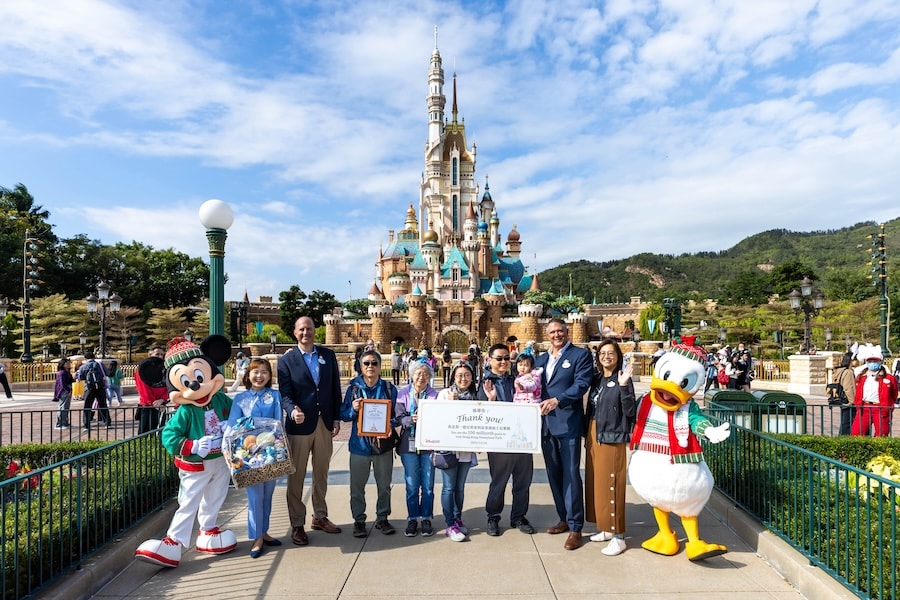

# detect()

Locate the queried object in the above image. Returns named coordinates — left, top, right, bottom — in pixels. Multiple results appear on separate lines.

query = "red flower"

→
left=6, top=461, right=19, bottom=479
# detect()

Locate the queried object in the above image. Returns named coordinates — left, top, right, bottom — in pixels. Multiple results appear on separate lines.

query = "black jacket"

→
left=584, top=372, right=636, bottom=444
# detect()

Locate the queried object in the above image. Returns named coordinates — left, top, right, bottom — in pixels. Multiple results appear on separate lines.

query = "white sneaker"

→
left=601, top=536, right=627, bottom=556
left=445, top=525, right=466, bottom=542
left=590, top=531, right=613, bottom=542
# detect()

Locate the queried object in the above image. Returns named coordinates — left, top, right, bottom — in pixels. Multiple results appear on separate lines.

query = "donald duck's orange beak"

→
left=648, top=376, right=693, bottom=412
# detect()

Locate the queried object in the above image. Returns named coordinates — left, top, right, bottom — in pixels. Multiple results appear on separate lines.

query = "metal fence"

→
left=704, top=424, right=899, bottom=599
left=0, top=431, right=179, bottom=599
left=706, top=401, right=899, bottom=438
left=0, top=406, right=168, bottom=446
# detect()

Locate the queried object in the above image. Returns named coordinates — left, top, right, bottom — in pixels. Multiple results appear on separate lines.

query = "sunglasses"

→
left=492, top=356, right=511, bottom=361
left=362, top=361, right=380, bottom=367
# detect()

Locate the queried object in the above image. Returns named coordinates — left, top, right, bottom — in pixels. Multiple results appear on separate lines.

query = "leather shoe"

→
left=546, top=521, right=569, bottom=535
left=311, top=517, right=342, bottom=534
left=291, top=526, right=308, bottom=546
left=564, top=531, right=583, bottom=551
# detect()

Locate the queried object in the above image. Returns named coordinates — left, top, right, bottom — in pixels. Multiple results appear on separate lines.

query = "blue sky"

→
left=1, top=0, right=899, bottom=304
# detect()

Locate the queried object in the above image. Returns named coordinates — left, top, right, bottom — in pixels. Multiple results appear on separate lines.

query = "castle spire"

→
left=451, top=72, right=458, bottom=124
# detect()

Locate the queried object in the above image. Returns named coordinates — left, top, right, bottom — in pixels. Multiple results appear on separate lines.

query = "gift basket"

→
left=222, top=416, right=295, bottom=489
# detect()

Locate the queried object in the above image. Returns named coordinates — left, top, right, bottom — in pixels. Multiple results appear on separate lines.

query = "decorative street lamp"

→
left=79, top=331, right=87, bottom=355
left=789, top=276, right=824, bottom=354
left=719, top=327, right=727, bottom=346
left=199, top=199, right=234, bottom=337
left=824, top=327, right=832, bottom=351
left=269, top=329, right=278, bottom=353
left=41, top=344, right=49, bottom=362
left=60, top=340, right=67, bottom=358
left=21, top=229, right=44, bottom=363
left=845, top=334, right=852, bottom=351
left=183, top=328, right=194, bottom=343
left=867, top=224, right=890, bottom=356
left=0, top=323, right=7, bottom=358
left=86, top=282, right=121, bottom=358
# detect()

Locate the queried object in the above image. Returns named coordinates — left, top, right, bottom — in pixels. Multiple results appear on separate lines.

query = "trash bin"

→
left=751, top=391, right=807, bottom=434
left=703, top=389, right=758, bottom=429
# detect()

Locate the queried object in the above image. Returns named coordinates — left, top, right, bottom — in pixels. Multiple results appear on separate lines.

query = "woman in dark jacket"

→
left=584, top=339, right=635, bottom=556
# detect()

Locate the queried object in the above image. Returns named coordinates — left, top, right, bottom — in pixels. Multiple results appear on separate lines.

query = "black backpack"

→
left=85, top=361, right=103, bottom=391
left=826, top=382, right=848, bottom=405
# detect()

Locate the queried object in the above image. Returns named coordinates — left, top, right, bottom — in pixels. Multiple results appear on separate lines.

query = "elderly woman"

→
left=435, top=361, right=479, bottom=542
left=395, top=361, right=439, bottom=537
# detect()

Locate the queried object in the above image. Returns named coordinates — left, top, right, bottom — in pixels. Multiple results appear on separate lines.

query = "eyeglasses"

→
left=597, top=352, right=616, bottom=357
left=362, top=361, right=380, bottom=367
left=492, top=356, right=511, bottom=361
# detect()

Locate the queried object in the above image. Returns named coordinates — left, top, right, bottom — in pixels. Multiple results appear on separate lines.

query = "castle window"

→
left=452, top=289, right=459, bottom=300
left=452, top=194, right=458, bottom=229
left=452, top=158, right=458, bottom=186
left=452, top=266, right=460, bottom=282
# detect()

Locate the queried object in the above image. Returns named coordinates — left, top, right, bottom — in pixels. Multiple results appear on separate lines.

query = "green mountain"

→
left=540, top=219, right=897, bottom=305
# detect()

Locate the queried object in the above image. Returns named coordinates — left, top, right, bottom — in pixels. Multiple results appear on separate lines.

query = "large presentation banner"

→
left=414, top=400, right=541, bottom=454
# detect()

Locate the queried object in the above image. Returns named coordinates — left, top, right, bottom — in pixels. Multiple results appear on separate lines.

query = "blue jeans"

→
left=440, top=459, right=472, bottom=526
left=400, top=452, right=435, bottom=520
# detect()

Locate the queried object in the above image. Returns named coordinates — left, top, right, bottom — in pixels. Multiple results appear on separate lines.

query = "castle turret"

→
left=517, top=303, right=544, bottom=348
left=368, top=303, right=394, bottom=352
left=568, top=312, right=589, bottom=345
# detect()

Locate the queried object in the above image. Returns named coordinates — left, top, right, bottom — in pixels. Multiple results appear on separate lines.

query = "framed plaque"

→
left=357, top=398, right=392, bottom=437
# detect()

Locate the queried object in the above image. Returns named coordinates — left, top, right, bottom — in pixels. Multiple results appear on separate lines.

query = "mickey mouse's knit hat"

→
left=164, top=337, right=202, bottom=370
left=667, top=335, right=708, bottom=364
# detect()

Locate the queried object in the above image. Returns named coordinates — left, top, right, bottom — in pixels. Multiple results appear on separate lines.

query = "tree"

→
left=146, top=308, right=192, bottom=348
left=278, top=285, right=308, bottom=332
left=342, top=298, right=373, bottom=316
left=304, top=290, right=340, bottom=325
left=720, top=269, right=770, bottom=306
left=768, top=261, right=816, bottom=297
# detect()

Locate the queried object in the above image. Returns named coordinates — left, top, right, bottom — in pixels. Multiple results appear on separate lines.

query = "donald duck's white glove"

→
left=704, top=422, right=731, bottom=443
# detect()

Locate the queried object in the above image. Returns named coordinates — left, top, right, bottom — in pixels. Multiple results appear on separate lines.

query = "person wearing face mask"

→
left=851, top=343, right=897, bottom=437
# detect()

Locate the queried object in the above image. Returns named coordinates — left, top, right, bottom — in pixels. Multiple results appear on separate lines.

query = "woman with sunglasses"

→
left=435, top=361, right=479, bottom=541
left=584, top=339, right=636, bottom=556
left=341, top=349, right=400, bottom=538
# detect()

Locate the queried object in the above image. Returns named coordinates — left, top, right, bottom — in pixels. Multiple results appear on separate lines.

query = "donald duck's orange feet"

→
left=641, top=529, right=680, bottom=556
left=685, top=540, right=727, bottom=561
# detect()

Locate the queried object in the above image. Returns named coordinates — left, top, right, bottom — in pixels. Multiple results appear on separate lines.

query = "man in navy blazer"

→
left=535, top=318, right=594, bottom=550
left=278, top=316, right=343, bottom=546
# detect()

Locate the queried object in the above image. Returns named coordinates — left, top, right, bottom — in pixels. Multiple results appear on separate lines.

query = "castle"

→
left=323, top=35, right=644, bottom=353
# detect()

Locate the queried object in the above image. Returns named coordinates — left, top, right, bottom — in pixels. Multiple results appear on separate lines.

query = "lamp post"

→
left=79, top=331, right=87, bottom=355
left=199, top=199, right=234, bottom=337
left=21, top=229, right=44, bottom=363
left=41, top=344, right=49, bottom=362
left=0, top=325, right=6, bottom=358
left=127, top=334, right=137, bottom=363
left=60, top=340, right=67, bottom=358
left=867, top=224, right=890, bottom=356
left=719, top=327, right=727, bottom=347
left=86, top=282, right=121, bottom=358
left=788, top=276, right=824, bottom=354
left=845, top=334, right=852, bottom=351
left=183, top=328, right=194, bottom=343
left=824, top=327, right=832, bottom=352
left=269, top=329, right=277, bottom=354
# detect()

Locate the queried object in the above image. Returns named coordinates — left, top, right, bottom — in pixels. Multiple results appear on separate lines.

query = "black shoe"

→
left=404, top=520, right=418, bottom=537
left=511, top=518, right=535, bottom=534
left=420, top=519, right=434, bottom=537
left=375, top=519, right=395, bottom=535
left=352, top=522, right=367, bottom=538
left=487, top=516, right=501, bottom=536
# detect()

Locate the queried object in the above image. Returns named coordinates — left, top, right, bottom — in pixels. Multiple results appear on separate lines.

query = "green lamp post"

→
left=199, top=199, right=234, bottom=337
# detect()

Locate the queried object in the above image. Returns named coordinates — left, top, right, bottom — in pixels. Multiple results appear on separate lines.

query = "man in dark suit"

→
left=535, top=318, right=594, bottom=550
left=278, top=316, right=343, bottom=546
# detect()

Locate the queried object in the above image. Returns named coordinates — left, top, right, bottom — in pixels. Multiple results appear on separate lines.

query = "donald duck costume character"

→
left=627, top=336, right=731, bottom=561
left=135, top=335, right=236, bottom=567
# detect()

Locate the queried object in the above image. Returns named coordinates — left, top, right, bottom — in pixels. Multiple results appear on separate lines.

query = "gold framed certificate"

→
left=357, top=398, right=392, bottom=437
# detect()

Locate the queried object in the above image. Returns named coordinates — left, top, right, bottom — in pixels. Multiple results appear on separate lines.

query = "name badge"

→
left=562, top=360, right=571, bottom=369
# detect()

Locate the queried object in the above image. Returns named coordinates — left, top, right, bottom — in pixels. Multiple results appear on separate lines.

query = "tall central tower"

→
left=419, top=30, right=479, bottom=257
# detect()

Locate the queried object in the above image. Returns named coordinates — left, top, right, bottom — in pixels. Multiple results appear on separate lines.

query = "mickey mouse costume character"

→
left=627, top=336, right=731, bottom=561
left=135, top=335, right=236, bottom=567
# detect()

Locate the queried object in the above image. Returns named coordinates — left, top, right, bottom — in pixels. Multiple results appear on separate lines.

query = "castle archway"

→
left=442, top=327, right=471, bottom=354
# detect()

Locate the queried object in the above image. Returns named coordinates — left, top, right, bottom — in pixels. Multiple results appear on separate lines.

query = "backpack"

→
left=826, top=382, right=848, bottom=405
left=85, top=361, right=103, bottom=391
left=717, top=369, right=730, bottom=385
